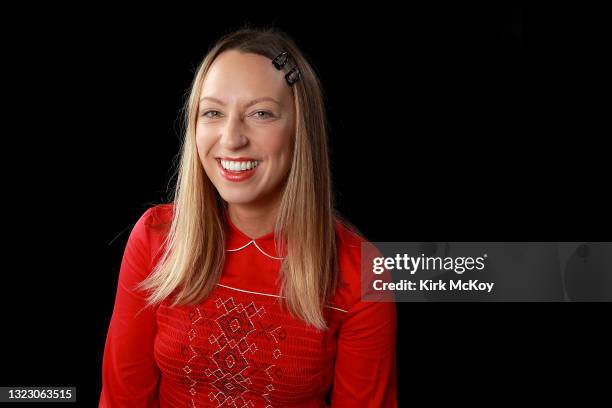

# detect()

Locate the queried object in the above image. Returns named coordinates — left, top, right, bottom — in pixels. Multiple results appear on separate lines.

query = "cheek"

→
left=195, top=126, right=215, bottom=158
left=262, top=128, right=293, bottom=165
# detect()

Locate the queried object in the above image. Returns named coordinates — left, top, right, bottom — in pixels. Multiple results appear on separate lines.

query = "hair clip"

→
left=285, top=67, right=300, bottom=85
left=272, top=51, right=289, bottom=69
left=272, top=51, right=301, bottom=86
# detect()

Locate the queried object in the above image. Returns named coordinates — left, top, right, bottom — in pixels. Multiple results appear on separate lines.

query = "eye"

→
left=202, top=110, right=221, bottom=119
left=252, top=110, right=275, bottom=119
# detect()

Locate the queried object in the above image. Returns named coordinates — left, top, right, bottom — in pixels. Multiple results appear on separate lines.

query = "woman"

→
left=100, top=27, right=396, bottom=407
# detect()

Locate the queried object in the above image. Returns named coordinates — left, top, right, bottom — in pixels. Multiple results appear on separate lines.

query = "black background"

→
left=2, top=5, right=609, bottom=407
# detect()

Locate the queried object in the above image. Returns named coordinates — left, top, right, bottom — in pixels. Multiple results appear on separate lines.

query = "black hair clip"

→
left=285, top=67, right=300, bottom=85
left=272, top=52, right=289, bottom=69
left=272, top=51, right=300, bottom=86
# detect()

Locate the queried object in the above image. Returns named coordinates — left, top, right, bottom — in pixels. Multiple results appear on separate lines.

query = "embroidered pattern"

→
left=198, top=296, right=283, bottom=407
left=216, top=283, right=349, bottom=313
left=186, top=306, right=203, bottom=407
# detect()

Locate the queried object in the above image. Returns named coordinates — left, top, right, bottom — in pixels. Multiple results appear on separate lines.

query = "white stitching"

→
left=252, top=241, right=285, bottom=260
left=216, top=283, right=348, bottom=313
left=185, top=306, right=202, bottom=407
left=226, top=241, right=253, bottom=252
left=226, top=239, right=286, bottom=260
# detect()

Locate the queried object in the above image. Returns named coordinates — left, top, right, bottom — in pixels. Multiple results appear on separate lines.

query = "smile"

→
left=216, top=158, right=260, bottom=182
left=220, top=159, right=260, bottom=171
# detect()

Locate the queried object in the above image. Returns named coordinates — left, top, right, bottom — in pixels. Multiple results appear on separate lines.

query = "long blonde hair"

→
left=136, top=27, right=339, bottom=330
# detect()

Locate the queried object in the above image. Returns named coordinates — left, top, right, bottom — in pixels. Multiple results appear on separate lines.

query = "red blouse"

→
left=99, top=204, right=396, bottom=407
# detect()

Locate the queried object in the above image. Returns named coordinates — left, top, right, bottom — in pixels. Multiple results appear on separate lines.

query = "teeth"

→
left=220, top=160, right=259, bottom=172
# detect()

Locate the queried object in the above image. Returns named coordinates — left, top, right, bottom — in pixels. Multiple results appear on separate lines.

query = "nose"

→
left=219, top=114, right=248, bottom=150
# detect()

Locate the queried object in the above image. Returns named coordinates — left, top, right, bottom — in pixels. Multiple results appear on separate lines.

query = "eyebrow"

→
left=199, top=96, right=281, bottom=108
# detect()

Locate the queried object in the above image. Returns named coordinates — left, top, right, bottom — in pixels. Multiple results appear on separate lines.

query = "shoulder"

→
left=140, top=203, right=174, bottom=228
left=133, top=203, right=174, bottom=236
left=331, top=220, right=396, bottom=333
left=331, top=218, right=376, bottom=311
left=334, top=218, right=366, bottom=273
left=127, top=203, right=174, bottom=265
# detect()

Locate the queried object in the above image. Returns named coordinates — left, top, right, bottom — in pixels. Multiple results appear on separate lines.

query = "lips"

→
left=216, top=158, right=259, bottom=182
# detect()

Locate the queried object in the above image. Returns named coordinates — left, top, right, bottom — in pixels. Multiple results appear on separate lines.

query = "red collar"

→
left=225, top=212, right=287, bottom=259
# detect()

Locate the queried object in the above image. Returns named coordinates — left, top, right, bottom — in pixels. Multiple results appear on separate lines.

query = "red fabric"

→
left=100, top=204, right=396, bottom=407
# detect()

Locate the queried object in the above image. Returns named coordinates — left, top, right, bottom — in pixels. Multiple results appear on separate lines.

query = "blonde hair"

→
left=136, top=27, right=342, bottom=329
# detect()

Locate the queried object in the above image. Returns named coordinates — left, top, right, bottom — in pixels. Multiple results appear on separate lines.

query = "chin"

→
left=217, top=189, right=259, bottom=205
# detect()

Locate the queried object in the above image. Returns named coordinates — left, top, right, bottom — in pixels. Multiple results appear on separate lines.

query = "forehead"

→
left=201, top=50, right=291, bottom=103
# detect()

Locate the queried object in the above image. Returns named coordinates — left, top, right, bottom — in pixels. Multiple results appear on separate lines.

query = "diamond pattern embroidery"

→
left=203, top=296, right=280, bottom=407
left=185, top=306, right=202, bottom=407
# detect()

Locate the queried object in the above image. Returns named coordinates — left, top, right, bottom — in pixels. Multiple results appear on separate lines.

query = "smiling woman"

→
left=99, top=27, right=397, bottom=408
left=196, top=50, right=295, bottom=210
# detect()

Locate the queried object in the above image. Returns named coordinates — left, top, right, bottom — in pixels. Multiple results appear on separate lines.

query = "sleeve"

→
left=330, top=299, right=397, bottom=407
left=99, top=208, right=161, bottom=408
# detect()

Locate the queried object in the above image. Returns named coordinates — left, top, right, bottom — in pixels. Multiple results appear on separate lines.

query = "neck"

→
left=227, top=198, right=281, bottom=240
